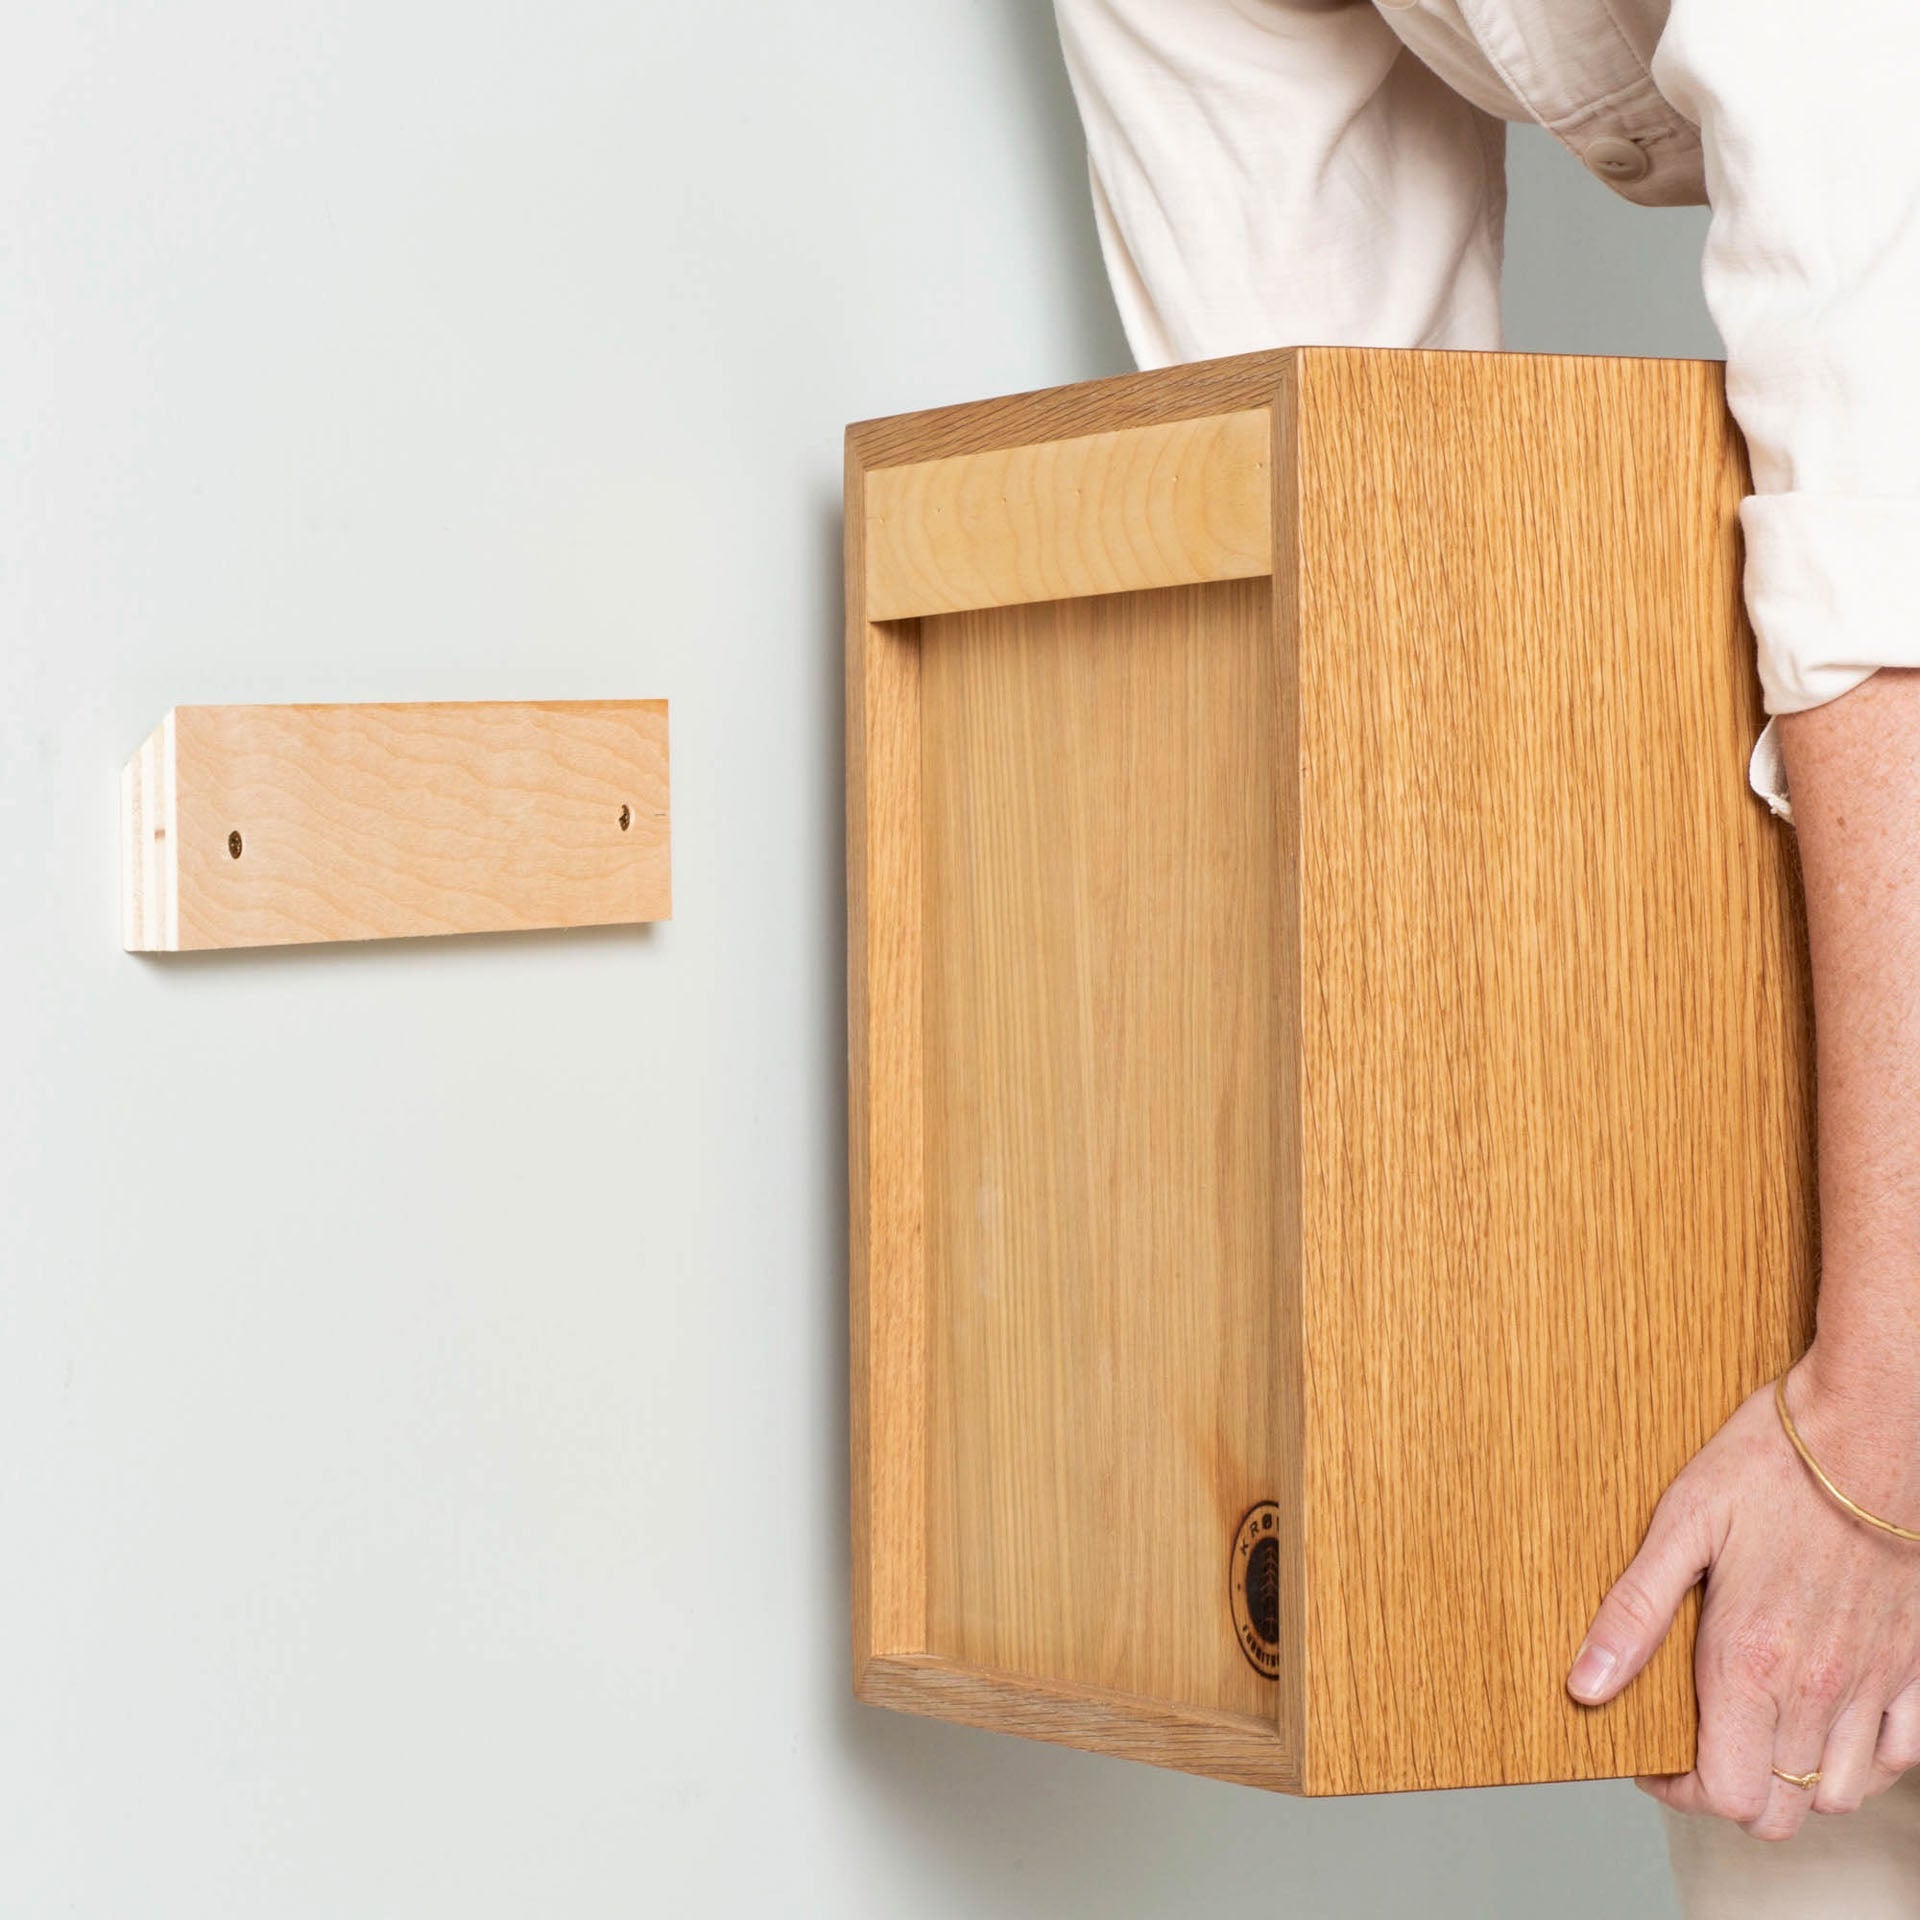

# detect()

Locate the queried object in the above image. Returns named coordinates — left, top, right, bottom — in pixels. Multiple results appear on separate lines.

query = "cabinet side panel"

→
left=849, top=439, right=929, bottom=1669
left=1270, top=364, right=1307, bottom=1773
left=1297, top=349, right=1817, bottom=1793
left=921, top=578, right=1295, bottom=1741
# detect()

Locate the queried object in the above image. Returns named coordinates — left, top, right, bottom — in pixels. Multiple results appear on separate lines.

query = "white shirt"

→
left=1052, top=0, right=1920, bottom=824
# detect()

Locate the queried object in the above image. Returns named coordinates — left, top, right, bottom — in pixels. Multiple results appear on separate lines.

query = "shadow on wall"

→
left=816, top=33, right=1704, bottom=1920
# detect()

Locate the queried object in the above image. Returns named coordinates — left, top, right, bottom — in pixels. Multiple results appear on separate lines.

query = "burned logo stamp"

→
left=1229, top=1500, right=1282, bottom=1679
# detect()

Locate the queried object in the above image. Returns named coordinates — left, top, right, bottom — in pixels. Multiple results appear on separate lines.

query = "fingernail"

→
left=1568, top=1642, right=1619, bottom=1701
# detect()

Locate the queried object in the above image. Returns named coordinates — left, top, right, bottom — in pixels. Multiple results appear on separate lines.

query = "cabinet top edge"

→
left=846, top=346, right=1298, bottom=471
left=846, top=344, right=1730, bottom=472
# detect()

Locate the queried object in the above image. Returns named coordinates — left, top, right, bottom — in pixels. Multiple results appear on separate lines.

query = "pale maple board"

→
left=864, top=408, right=1272, bottom=619
left=845, top=345, right=1815, bottom=1795
left=121, top=700, right=670, bottom=951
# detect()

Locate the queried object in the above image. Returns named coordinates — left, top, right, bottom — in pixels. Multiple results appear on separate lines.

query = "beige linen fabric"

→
left=1664, top=1769, right=1920, bottom=1918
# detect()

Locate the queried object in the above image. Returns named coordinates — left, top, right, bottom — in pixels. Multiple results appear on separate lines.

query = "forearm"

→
left=1778, top=667, right=1920, bottom=1420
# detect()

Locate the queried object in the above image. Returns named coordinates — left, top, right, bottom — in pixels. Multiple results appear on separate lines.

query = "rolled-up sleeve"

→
left=1652, top=1, right=1920, bottom=825
left=1051, top=0, right=1509, bottom=369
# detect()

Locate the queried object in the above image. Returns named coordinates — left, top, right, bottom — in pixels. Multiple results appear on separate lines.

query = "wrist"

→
left=1796, top=1320, right=1920, bottom=1414
left=1785, top=1339, right=1920, bottom=1515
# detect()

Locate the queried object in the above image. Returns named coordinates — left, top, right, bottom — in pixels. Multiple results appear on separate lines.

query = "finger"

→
left=1748, top=1668, right=1848, bottom=1842
left=1747, top=1752, right=1825, bottom=1842
left=1639, top=1669, right=1778, bottom=1823
left=1870, top=1678, right=1920, bottom=1793
left=1694, top=1670, right=1780, bottom=1830
left=1813, top=1697, right=1885, bottom=1815
left=1634, top=1770, right=1709, bottom=1812
left=1570, top=1486, right=1716, bottom=1705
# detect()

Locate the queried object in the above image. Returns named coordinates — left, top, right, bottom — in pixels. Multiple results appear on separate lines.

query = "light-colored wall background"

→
left=2, top=8, right=1723, bottom=1914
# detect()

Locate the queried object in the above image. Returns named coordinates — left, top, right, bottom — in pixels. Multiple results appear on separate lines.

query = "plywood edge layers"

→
left=121, top=708, right=180, bottom=952
left=864, top=408, right=1275, bottom=620
left=857, top=1655, right=1301, bottom=1794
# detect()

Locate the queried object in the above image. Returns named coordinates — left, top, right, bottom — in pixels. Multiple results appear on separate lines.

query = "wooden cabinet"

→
left=844, top=345, right=1814, bottom=1795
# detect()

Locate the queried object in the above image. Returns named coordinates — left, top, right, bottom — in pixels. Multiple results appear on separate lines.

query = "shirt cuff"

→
left=1740, top=492, right=1918, bottom=715
left=1747, top=714, right=1794, bottom=826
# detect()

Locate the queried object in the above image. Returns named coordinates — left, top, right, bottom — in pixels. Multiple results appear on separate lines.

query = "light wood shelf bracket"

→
left=120, top=699, right=670, bottom=951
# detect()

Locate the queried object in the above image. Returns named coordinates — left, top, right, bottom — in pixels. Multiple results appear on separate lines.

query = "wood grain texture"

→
left=919, top=578, right=1293, bottom=1772
left=1268, top=357, right=1307, bottom=1771
left=844, top=344, right=1816, bottom=1797
left=865, top=410, right=1271, bottom=620
left=846, top=435, right=929, bottom=1671
left=850, top=348, right=1299, bottom=471
left=847, top=353, right=1295, bottom=1751
left=860, top=1655, right=1298, bottom=1793
left=1293, top=347, right=1815, bottom=1793
left=120, top=701, right=670, bottom=951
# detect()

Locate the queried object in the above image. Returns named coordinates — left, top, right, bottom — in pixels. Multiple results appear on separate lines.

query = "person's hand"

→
left=1566, top=1341, right=1920, bottom=1840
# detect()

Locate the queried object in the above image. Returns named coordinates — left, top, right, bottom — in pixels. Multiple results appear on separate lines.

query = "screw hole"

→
left=618, top=804, right=631, bottom=831
left=228, top=830, right=243, bottom=859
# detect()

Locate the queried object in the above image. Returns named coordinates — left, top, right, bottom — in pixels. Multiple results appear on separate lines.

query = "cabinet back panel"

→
left=918, top=578, right=1294, bottom=1726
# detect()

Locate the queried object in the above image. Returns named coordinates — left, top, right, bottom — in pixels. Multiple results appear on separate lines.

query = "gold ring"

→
left=1771, top=1765, right=1821, bottom=1792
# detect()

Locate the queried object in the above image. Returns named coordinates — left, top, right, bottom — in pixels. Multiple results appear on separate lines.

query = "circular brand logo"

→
left=1229, top=1500, right=1282, bottom=1679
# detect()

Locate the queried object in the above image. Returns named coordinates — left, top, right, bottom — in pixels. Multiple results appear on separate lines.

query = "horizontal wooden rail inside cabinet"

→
left=864, top=407, right=1273, bottom=620
left=121, top=699, right=670, bottom=951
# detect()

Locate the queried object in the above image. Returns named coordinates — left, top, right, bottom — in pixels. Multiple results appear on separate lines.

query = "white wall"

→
left=2, top=10, right=1720, bottom=1914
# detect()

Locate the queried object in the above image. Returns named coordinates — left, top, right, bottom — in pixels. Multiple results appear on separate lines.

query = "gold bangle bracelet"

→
left=1774, top=1374, right=1920, bottom=1544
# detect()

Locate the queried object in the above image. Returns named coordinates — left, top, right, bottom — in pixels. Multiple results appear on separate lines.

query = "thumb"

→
left=1568, top=1485, right=1715, bottom=1706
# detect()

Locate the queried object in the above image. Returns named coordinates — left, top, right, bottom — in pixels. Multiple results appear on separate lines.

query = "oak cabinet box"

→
left=843, top=346, right=1814, bottom=1795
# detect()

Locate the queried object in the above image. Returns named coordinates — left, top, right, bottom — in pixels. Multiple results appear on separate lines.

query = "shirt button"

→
left=1583, top=135, right=1652, bottom=184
